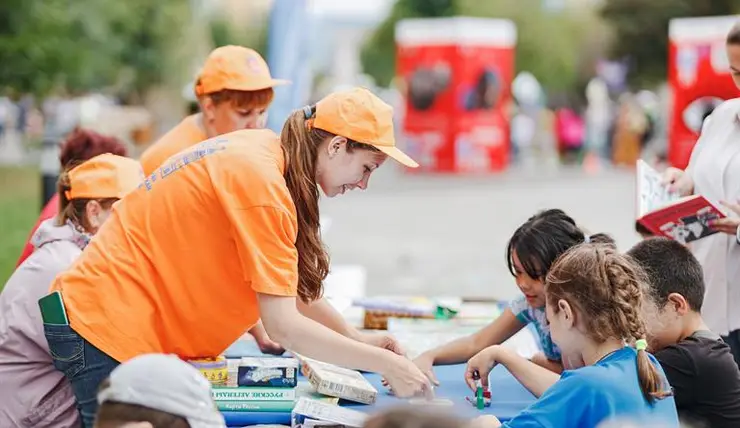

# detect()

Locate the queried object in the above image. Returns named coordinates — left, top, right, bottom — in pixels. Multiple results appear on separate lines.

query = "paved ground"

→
left=320, top=161, right=639, bottom=302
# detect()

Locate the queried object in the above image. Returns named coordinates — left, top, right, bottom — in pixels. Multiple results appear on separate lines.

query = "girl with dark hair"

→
left=15, top=128, right=128, bottom=266
left=466, top=245, right=678, bottom=427
left=411, top=209, right=614, bottom=390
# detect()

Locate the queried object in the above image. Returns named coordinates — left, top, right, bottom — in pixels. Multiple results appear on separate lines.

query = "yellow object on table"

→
left=188, top=356, right=228, bottom=387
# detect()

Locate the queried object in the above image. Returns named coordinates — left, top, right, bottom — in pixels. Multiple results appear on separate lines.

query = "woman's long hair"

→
left=280, top=108, right=378, bottom=302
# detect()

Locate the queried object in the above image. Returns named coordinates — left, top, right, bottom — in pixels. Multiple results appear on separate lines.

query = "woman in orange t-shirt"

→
left=43, top=87, right=431, bottom=427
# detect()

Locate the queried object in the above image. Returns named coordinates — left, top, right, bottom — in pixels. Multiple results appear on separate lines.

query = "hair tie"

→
left=635, top=339, right=648, bottom=351
left=302, top=105, right=313, bottom=120
left=583, top=235, right=590, bottom=244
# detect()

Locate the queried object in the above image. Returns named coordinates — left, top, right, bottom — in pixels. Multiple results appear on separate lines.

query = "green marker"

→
left=473, top=370, right=484, bottom=410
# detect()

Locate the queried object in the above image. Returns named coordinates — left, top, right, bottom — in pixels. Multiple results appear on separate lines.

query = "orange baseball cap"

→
left=194, top=46, right=289, bottom=96
left=313, top=87, right=419, bottom=168
left=65, top=154, right=144, bottom=200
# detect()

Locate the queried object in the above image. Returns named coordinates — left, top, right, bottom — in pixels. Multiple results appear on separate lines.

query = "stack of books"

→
left=211, top=356, right=339, bottom=413
left=212, top=356, right=299, bottom=412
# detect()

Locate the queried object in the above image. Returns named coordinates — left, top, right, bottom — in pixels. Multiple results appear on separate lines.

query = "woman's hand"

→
left=465, top=345, right=501, bottom=391
left=413, top=351, right=439, bottom=385
left=357, top=331, right=405, bottom=355
left=381, top=353, right=434, bottom=399
left=381, top=351, right=439, bottom=388
left=709, top=200, right=740, bottom=236
left=661, top=167, right=694, bottom=196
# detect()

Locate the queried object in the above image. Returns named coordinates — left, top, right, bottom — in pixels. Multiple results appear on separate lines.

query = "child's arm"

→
left=467, top=345, right=559, bottom=398
left=416, top=308, right=525, bottom=367
left=530, top=352, right=564, bottom=374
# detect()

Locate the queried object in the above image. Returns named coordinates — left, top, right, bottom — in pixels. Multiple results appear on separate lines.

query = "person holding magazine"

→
left=661, top=21, right=740, bottom=366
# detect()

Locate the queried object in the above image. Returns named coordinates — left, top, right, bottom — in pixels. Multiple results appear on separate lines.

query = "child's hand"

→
left=467, top=415, right=502, bottom=428
left=465, top=346, right=501, bottom=391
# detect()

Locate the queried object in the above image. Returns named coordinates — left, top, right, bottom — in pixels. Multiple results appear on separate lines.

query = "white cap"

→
left=98, top=354, right=226, bottom=428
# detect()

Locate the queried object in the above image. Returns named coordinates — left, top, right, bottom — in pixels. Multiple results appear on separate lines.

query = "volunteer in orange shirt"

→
left=44, top=87, right=431, bottom=427
left=139, top=45, right=286, bottom=175
left=140, top=45, right=288, bottom=354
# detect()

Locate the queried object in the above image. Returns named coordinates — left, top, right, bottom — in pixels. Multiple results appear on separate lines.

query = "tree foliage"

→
left=0, top=0, right=191, bottom=99
left=600, top=0, right=740, bottom=87
left=360, top=0, right=459, bottom=88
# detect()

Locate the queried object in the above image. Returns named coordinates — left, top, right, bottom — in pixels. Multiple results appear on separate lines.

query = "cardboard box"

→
left=291, top=397, right=367, bottom=428
left=302, top=358, right=377, bottom=405
left=236, top=357, right=299, bottom=388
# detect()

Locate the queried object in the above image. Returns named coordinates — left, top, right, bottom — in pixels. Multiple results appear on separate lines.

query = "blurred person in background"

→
left=15, top=128, right=128, bottom=267
left=0, top=154, right=142, bottom=428
left=43, top=88, right=428, bottom=427
left=662, top=22, right=740, bottom=367
left=139, top=45, right=288, bottom=355
left=94, top=354, right=225, bottom=428
left=139, top=45, right=288, bottom=176
left=612, top=93, right=648, bottom=167
left=364, top=407, right=465, bottom=428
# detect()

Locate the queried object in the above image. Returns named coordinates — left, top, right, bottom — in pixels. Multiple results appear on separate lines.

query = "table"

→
left=222, top=341, right=536, bottom=427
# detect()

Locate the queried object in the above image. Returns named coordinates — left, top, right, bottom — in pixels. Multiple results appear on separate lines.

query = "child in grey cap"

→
left=94, top=354, right=226, bottom=428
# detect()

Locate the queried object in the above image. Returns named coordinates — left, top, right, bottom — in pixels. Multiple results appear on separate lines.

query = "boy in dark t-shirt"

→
left=628, top=237, right=740, bottom=428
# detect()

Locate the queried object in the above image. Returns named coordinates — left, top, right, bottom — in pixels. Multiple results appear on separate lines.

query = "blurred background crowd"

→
left=1, top=0, right=739, bottom=295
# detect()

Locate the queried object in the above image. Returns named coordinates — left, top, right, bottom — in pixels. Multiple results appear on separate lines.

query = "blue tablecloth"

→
left=222, top=340, right=536, bottom=427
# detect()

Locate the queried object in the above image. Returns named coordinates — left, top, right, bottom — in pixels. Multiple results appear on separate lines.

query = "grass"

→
left=0, top=166, right=41, bottom=289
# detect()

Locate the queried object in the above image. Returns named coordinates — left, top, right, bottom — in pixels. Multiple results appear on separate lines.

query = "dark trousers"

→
left=44, top=323, right=120, bottom=428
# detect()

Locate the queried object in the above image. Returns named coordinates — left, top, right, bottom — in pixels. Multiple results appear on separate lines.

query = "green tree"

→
left=360, top=0, right=459, bottom=87
left=601, top=0, right=740, bottom=87
left=0, top=0, right=191, bottom=99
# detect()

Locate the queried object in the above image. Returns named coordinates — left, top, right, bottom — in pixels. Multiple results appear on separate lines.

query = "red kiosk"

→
left=395, top=17, right=517, bottom=173
left=668, top=16, right=739, bottom=169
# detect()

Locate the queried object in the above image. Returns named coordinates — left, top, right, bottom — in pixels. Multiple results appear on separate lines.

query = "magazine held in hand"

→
left=636, top=159, right=725, bottom=244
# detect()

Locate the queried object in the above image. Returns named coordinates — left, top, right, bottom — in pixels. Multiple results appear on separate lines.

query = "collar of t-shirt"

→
left=689, top=329, right=721, bottom=342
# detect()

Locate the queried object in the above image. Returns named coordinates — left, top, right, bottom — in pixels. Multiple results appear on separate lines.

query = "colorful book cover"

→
left=636, top=159, right=725, bottom=244
left=217, top=400, right=295, bottom=412
left=212, top=387, right=296, bottom=402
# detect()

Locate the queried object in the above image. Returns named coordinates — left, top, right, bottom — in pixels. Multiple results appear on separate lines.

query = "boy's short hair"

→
left=363, top=408, right=465, bottom=428
left=634, top=221, right=655, bottom=237
left=626, top=237, right=704, bottom=311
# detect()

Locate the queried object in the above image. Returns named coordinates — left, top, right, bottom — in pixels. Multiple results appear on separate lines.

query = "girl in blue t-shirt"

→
left=467, top=244, right=679, bottom=428
left=410, top=209, right=614, bottom=391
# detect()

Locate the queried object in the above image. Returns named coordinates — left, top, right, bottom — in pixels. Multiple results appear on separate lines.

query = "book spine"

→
left=216, top=400, right=295, bottom=412
left=212, top=387, right=296, bottom=401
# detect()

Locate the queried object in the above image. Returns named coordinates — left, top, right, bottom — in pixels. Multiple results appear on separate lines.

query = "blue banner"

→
left=266, top=0, right=312, bottom=132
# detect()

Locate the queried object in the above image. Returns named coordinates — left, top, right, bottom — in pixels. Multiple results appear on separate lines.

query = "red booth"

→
left=668, top=16, right=739, bottom=169
left=395, top=17, right=517, bottom=173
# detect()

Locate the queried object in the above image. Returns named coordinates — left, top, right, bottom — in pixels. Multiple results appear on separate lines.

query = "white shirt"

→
left=687, top=98, right=740, bottom=335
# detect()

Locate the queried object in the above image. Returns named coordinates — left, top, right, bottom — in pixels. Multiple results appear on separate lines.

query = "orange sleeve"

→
left=227, top=205, right=299, bottom=296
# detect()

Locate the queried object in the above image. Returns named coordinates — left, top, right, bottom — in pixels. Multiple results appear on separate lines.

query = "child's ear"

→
left=667, top=293, right=690, bottom=315
left=558, top=299, right=576, bottom=328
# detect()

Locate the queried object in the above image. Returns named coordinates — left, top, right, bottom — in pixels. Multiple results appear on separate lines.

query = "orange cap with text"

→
left=313, top=87, right=419, bottom=168
left=65, top=154, right=144, bottom=200
left=194, top=45, right=289, bottom=96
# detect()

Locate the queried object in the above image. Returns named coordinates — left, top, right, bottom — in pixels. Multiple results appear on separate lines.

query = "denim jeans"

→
left=43, top=324, right=119, bottom=428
